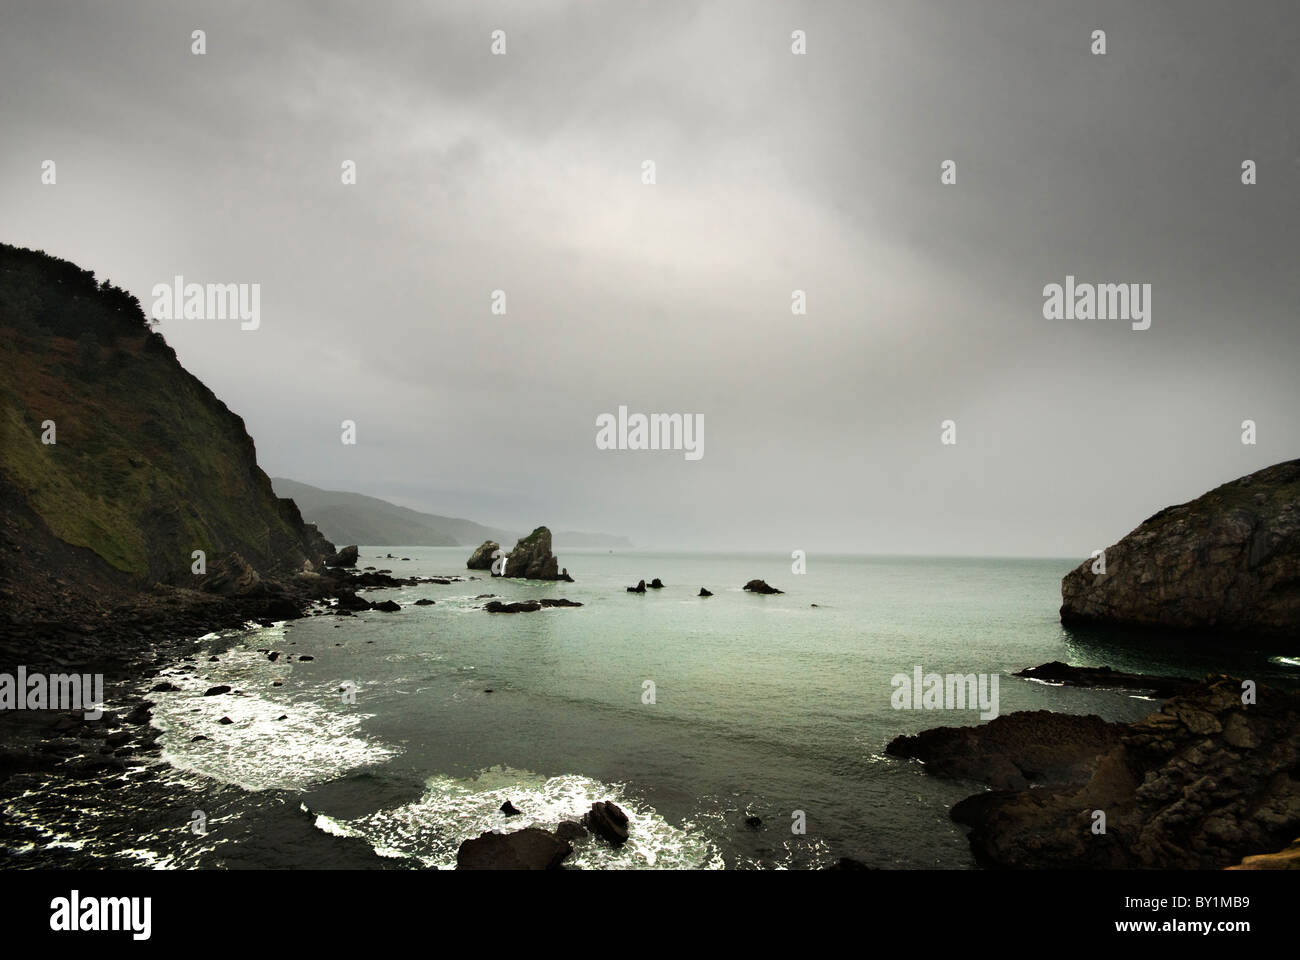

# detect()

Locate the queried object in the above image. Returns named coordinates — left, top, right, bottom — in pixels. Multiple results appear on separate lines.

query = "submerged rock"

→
left=1014, top=661, right=1197, bottom=697
left=1060, top=459, right=1300, bottom=637
left=455, top=828, right=572, bottom=870
left=413, top=598, right=436, bottom=606
left=743, top=579, right=783, bottom=595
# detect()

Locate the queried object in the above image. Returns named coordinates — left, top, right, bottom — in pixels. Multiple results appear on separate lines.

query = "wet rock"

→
left=555, top=820, right=587, bottom=841
left=217, top=716, right=233, bottom=725
left=583, top=801, right=630, bottom=847
left=743, top=579, right=783, bottom=594
left=501, top=800, right=522, bottom=816
left=648, top=578, right=664, bottom=589
left=1014, top=661, right=1198, bottom=698
left=627, top=580, right=646, bottom=594
left=456, top=828, right=572, bottom=870
left=297, top=655, right=314, bottom=662
left=413, top=598, right=436, bottom=605
left=484, top=600, right=541, bottom=613
left=203, top=685, right=232, bottom=696
left=495, top=527, right=569, bottom=581
left=335, top=591, right=372, bottom=612
left=150, top=681, right=180, bottom=692
left=744, top=815, right=762, bottom=830
left=372, top=600, right=402, bottom=612
left=539, top=598, right=583, bottom=608
left=699, top=587, right=713, bottom=597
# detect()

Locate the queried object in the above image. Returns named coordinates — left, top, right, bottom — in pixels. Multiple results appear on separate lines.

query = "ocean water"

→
left=6, top=550, right=1296, bottom=869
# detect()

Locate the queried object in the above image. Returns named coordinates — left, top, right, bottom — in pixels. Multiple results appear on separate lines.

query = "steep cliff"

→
left=0, top=243, right=331, bottom=621
left=1061, top=460, right=1300, bottom=637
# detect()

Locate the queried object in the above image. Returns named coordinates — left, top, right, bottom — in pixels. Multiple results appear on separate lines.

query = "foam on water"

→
left=319, top=765, right=723, bottom=869
left=149, top=629, right=398, bottom=792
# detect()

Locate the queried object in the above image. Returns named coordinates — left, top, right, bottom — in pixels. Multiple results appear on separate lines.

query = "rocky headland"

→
left=1060, top=459, right=1300, bottom=637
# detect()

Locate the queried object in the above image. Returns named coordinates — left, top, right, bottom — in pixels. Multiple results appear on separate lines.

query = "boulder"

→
left=583, top=800, right=630, bottom=847
left=743, top=579, right=783, bottom=595
left=335, top=591, right=372, bottom=611
left=203, top=685, right=232, bottom=697
left=555, top=820, right=587, bottom=841
left=466, top=541, right=499, bottom=571
left=500, top=800, right=522, bottom=817
left=1061, top=459, right=1300, bottom=637
left=627, top=580, right=646, bottom=594
left=698, top=587, right=713, bottom=597
left=648, top=578, right=664, bottom=589
left=413, top=598, right=436, bottom=606
left=372, top=600, right=402, bottom=612
left=455, top=828, right=572, bottom=870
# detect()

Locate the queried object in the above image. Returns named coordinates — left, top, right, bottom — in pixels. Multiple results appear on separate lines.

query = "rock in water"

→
left=583, top=801, right=630, bottom=847
left=326, top=545, right=359, bottom=567
left=627, top=580, right=647, bottom=594
left=466, top=540, right=499, bottom=571
left=496, top=526, right=569, bottom=580
left=500, top=800, right=522, bottom=816
left=1060, top=459, right=1300, bottom=637
left=484, top=600, right=542, bottom=613
left=455, top=828, right=572, bottom=870
left=555, top=820, right=587, bottom=841
left=648, top=578, right=664, bottom=588
left=743, top=579, right=783, bottom=595
left=698, top=587, right=713, bottom=597
left=372, top=599, right=401, bottom=612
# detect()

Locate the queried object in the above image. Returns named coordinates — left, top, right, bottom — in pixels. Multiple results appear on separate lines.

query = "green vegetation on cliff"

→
left=0, top=243, right=327, bottom=615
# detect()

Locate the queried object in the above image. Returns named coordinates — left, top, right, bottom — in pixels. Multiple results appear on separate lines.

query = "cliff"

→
left=1061, top=459, right=1300, bottom=637
left=0, top=243, right=332, bottom=622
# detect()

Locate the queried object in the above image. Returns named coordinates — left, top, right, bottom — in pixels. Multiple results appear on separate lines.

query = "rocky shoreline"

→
left=889, top=662, right=1300, bottom=869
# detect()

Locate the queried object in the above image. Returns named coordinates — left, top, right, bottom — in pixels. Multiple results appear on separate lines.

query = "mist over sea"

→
left=5, top=549, right=1294, bottom=869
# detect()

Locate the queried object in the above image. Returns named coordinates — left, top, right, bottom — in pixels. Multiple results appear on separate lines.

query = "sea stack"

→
left=493, top=526, right=570, bottom=580
left=1060, top=459, right=1300, bottom=637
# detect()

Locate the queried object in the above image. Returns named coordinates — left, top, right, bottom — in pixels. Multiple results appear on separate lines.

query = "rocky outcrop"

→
left=909, top=676, right=1300, bottom=869
left=455, top=828, right=572, bottom=870
left=743, top=579, right=783, bottom=595
left=484, top=600, right=541, bottom=613
left=466, top=540, right=498, bottom=570
left=1061, top=459, right=1300, bottom=637
left=886, top=710, right=1120, bottom=792
left=325, top=545, right=359, bottom=567
left=1014, top=661, right=1198, bottom=698
left=496, top=527, right=570, bottom=580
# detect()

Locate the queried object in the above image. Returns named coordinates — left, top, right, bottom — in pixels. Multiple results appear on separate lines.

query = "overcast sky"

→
left=3, top=0, right=1298, bottom=555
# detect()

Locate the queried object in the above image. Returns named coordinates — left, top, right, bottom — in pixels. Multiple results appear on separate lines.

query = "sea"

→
left=3, top=549, right=1296, bottom=870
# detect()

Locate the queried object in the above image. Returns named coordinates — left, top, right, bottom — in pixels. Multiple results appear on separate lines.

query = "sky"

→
left=2, top=0, right=1298, bottom=555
